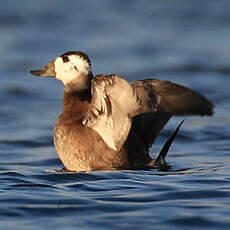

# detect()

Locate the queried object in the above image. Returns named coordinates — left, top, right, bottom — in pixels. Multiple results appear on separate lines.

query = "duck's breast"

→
left=54, top=116, right=130, bottom=171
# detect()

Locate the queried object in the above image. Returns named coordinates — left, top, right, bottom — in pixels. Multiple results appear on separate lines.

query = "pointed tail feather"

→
left=154, top=120, right=184, bottom=168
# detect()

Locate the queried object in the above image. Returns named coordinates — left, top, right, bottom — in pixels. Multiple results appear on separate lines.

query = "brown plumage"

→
left=31, top=51, right=214, bottom=172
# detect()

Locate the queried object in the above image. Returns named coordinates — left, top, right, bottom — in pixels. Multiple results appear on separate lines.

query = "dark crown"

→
left=60, top=51, right=91, bottom=66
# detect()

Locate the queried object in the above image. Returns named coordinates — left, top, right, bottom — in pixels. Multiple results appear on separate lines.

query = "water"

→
left=0, top=0, right=230, bottom=229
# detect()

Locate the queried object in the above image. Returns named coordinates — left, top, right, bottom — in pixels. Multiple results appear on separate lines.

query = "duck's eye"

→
left=62, top=55, right=69, bottom=63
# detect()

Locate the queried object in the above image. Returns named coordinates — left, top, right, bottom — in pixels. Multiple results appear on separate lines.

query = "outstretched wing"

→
left=83, top=75, right=213, bottom=153
left=83, top=74, right=139, bottom=151
left=131, top=79, right=214, bottom=149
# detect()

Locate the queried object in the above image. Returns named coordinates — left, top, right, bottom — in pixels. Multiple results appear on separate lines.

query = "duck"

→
left=30, top=51, right=214, bottom=172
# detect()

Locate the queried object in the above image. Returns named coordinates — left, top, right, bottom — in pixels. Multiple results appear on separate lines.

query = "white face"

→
left=54, top=54, right=91, bottom=85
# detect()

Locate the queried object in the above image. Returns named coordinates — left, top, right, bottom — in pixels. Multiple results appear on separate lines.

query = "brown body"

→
left=54, top=88, right=151, bottom=171
left=53, top=76, right=213, bottom=171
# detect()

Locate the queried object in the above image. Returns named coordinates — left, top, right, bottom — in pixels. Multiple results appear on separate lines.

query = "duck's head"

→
left=31, top=51, right=92, bottom=86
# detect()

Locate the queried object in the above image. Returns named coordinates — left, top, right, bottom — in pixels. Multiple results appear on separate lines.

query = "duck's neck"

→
left=64, top=71, right=93, bottom=93
left=62, top=72, right=93, bottom=117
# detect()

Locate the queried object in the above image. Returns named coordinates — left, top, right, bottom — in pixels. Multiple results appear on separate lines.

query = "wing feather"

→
left=83, top=74, right=138, bottom=151
left=131, top=79, right=213, bottom=149
left=84, top=76, right=213, bottom=153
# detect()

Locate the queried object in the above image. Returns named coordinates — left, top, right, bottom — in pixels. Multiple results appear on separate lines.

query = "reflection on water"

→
left=0, top=0, right=230, bottom=229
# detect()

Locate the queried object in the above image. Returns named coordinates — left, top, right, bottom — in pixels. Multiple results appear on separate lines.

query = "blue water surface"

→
left=0, top=1, right=230, bottom=229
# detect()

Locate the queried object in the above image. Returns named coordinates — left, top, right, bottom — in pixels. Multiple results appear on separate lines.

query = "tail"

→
left=150, top=120, right=184, bottom=170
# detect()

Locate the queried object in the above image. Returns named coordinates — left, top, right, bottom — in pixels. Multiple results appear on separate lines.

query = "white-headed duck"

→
left=31, top=51, right=213, bottom=172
